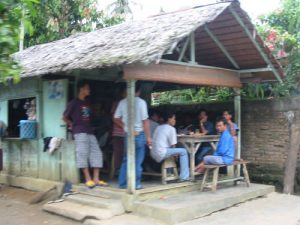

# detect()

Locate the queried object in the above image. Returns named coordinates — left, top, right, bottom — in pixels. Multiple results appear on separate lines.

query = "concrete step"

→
left=84, top=214, right=166, bottom=225
left=72, top=185, right=126, bottom=199
left=132, top=183, right=275, bottom=225
left=66, top=193, right=125, bottom=215
left=43, top=201, right=114, bottom=221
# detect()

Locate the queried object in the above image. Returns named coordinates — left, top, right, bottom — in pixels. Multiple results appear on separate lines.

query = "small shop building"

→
left=0, top=1, right=283, bottom=197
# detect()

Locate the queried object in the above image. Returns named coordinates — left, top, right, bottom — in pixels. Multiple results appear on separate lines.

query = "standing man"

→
left=63, top=80, right=108, bottom=188
left=195, top=109, right=215, bottom=164
left=195, top=117, right=235, bottom=173
left=151, top=112, right=190, bottom=181
left=114, top=82, right=152, bottom=189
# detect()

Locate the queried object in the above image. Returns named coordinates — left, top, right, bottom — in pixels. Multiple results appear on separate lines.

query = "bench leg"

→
left=242, top=163, right=250, bottom=187
left=200, top=169, right=209, bottom=191
left=161, top=163, right=167, bottom=185
left=174, top=167, right=179, bottom=179
left=211, top=167, right=219, bottom=192
left=190, top=152, right=195, bottom=181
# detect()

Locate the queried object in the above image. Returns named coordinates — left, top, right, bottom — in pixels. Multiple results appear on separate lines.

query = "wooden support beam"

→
left=229, top=6, right=283, bottom=83
left=190, top=32, right=196, bottom=63
left=127, top=80, right=136, bottom=194
left=178, top=37, right=190, bottom=62
left=234, top=88, right=241, bottom=177
left=204, top=25, right=240, bottom=69
left=123, top=63, right=242, bottom=88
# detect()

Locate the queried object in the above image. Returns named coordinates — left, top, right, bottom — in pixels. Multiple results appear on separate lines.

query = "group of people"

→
left=63, top=80, right=237, bottom=189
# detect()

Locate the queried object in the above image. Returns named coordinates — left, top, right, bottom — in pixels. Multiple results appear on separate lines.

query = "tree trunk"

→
left=283, top=111, right=300, bottom=194
left=0, top=138, right=2, bottom=171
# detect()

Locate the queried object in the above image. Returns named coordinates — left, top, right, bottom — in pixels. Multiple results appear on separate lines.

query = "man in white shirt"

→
left=151, top=112, right=190, bottom=181
left=114, top=82, right=152, bottom=189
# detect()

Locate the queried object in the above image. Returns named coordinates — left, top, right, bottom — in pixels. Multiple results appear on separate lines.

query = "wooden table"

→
left=177, top=134, right=220, bottom=180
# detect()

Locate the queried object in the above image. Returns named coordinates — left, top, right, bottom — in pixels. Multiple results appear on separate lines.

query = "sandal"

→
left=95, top=180, right=109, bottom=187
left=85, top=180, right=96, bottom=189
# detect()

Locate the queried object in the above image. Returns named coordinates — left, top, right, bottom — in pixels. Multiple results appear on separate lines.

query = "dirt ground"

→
left=2, top=185, right=300, bottom=225
left=0, top=185, right=80, bottom=225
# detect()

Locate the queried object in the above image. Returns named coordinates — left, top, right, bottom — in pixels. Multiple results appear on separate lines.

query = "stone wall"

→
left=241, top=97, right=300, bottom=191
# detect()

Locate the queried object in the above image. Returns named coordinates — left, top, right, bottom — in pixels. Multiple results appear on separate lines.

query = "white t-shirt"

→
left=151, top=124, right=177, bottom=162
left=114, top=97, right=148, bottom=133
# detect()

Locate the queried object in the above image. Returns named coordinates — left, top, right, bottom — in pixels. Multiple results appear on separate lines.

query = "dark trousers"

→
left=112, top=136, right=124, bottom=170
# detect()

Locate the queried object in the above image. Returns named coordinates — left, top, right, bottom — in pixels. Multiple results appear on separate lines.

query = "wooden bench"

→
left=200, top=159, right=250, bottom=192
left=143, top=157, right=179, bottom=184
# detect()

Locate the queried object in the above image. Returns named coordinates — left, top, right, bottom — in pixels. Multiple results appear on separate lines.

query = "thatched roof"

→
left=14, top=1, right=283, bottom=82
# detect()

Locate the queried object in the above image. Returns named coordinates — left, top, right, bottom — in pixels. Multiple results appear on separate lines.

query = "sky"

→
left=99, top=0, right=282, bottom=21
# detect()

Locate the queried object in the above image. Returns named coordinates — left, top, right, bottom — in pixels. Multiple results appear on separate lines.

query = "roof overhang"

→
left=13, top=1, right=284, bottom=86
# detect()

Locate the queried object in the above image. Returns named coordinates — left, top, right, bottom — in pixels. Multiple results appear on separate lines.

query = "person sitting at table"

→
left=195, top=117, right=235, bottom=173
left=223, top=109, right=239, bottom=154
left=195, top=109, right=215, bottom=164
left=151, top=111, right=190, bottom=182
left=222, top=110, right=238, bottom=137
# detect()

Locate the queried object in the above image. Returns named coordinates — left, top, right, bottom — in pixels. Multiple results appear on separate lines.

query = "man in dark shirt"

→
left=195, top=109, right=215, bottom=164
left=63, top=81, right=108, bottom=188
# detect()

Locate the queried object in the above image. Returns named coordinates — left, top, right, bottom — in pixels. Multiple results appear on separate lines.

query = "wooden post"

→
left=190, top=32, right=196, bottom=64
left=127, top=80, right=136, bottom=194
left=234, top=88, right=241, bottom=176
left=283, top=111, right=300, bottom=194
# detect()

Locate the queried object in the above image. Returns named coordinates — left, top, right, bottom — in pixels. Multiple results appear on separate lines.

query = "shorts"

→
left=74, top=133, right=103, bottom=168
left=203, top=155, right=224, bottom=165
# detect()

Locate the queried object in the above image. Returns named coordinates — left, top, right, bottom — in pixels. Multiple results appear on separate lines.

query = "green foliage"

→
left=255, top=0, right=300, bottom=98
left=0, top=0, right=125, bottom=83
left=25, top=0, right=124, bottom=47
left=108, top=0, right=133, bottom=15
left=152, top=87, right=234, bottom=106
left=0, top=0, right=38, bottom=83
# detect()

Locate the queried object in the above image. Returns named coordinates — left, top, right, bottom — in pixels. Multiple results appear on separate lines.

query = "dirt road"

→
left=0, top=185, right=80, bottom=225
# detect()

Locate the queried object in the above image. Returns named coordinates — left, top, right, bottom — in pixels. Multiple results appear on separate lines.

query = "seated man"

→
left=151, top=112, right=190, bottom=182
left=223, top=110, right=238, bottom=137
left=223, top=109, right=239, bottom=154
left=195, top=117, right=235, bottom=173
left=195, top=109, right=215, bottom=164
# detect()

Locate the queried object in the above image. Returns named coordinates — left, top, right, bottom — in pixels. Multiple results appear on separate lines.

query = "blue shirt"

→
left=201, top=121, right=215, bottom=147
left=214, top=129, right=235, bottom=165
left=203, top=121, right=215, bottom=135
